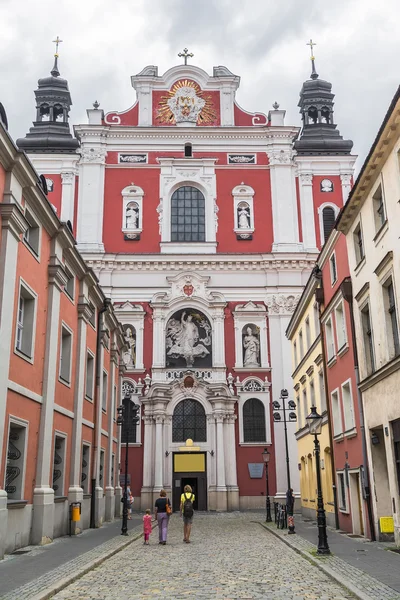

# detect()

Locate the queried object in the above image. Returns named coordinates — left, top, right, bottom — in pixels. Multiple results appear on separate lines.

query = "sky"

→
left=0, top=0, right=399, bottom=170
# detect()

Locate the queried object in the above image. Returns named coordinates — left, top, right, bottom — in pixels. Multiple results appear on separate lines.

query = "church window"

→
left=321, top=205, right=336, bottom=243
left=172, top=399, right=206, bottom=443
left=184, top=143, right=193, bottom=158
left=243, top=398, right=266, bottom=443
left=121, top=185, right=144, bottom=240
left=170, top=186, right=205, bottom=242
left=232, top=184, right=255, bottom=240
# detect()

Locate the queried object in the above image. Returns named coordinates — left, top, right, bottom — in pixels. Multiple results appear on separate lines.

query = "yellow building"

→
left=286, top=274, right=335, bottom=525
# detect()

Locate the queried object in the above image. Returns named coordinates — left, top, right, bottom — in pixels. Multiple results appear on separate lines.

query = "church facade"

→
left=18, top=51, right=355, bottom=511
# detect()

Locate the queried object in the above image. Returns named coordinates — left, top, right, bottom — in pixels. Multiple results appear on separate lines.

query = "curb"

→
left=259, top=523, right=381, bottom=600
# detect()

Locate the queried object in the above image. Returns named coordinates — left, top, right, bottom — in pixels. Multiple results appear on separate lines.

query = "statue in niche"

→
left=123, top=325, right=136, bottom=368
left=166, top=309, right=212, bottom=367
left=125, top=202, right=139, bottom=230
left=242, top=325, right=260, bottom=367
left=238, top=204, right=250, bottom=229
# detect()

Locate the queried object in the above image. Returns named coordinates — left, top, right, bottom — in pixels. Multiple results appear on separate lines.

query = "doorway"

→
left=349, top=471, right=364, bottom=535
left=172, top=453, right=207, bottom=512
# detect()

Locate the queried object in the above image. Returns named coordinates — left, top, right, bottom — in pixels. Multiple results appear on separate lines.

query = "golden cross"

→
left=52, top=36, right=63, bottom=57
left=178, top=48, right=194, bottom=65
left=306, top=38, right=316, bottom=61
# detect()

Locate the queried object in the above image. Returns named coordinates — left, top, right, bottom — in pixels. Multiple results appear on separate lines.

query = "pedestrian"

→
left=143, top=509, right=152, bottom=545
left=154, top=489, right=171, bottom=545
left=126, top=486, right=134, bottom=520
left=180, top=484, right=195, bottom=543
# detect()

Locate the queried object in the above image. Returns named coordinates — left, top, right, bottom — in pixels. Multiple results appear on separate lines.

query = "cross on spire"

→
left=52, top=36, right=63, bottom=57
left=178, top=48, right=194, bottom=65
left=306, top=38, right=319, bottom=80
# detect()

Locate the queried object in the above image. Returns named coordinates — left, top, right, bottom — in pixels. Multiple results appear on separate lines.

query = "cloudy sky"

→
left=1, top=0, right=398, bottom=169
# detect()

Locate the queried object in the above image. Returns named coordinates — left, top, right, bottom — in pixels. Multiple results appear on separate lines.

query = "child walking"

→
left=143, top=509, right=152, bottom=545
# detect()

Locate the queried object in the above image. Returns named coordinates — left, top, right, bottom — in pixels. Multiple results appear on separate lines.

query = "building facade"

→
left=17, top=51, right=355, bottom=512
left=337, top=87, right=400, bottom=542
left=0, top=108, right=126, bottom=557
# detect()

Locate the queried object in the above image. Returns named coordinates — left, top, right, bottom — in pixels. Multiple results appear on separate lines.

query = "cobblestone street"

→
left=52, top=513, right=354, bottom=600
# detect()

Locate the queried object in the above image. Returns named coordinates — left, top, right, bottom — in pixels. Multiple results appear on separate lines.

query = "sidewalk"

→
left=0, top=516, right=143, bottom=599
left=263, top=515, right=400, bottom=599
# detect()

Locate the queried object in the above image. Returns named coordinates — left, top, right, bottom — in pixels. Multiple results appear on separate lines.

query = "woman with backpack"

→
left=180, top=484, right=195, bottom=543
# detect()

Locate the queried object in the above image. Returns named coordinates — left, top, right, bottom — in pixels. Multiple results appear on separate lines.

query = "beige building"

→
left=338, top=87, right=400, bottom=542
left=286, top=275, right=335, bottom=525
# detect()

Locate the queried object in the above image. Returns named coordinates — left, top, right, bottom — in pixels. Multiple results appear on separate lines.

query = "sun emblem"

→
left=157, top=80, right=217, bottom=125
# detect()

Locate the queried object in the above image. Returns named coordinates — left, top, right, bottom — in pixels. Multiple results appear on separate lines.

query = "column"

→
left=60, top=172, right=75, bottom=224
left=141, top=415, right=154, bottom=510
left=154, top=416, right=164, bottom=493
left=340, top=174, right=352, bottom=204
left=215, top=415, right=227, bottom=511
left=213, top=311, right=226, bottom=367
left=32, top=255, right=68, bottom=545
left=298, top=173, right=318, bottom=252
left=0, top=204, right=27, bottom=560
left=224, top=415, right=239, bottom=511
left=68, top=297, right=90, bottom=533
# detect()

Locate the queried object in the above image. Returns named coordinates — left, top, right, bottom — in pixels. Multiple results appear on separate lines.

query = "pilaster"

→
left=298, top=173, right=318, bottom=252
left=340, top=173, right=352, bottom=204
left=141, top=415, right=154, bottom=509
left=60, top=171, right=76, bottom=224
left=215, top=414, right=227, bottom=511
left=154, top=415, right=164, bottom=491
left=224, top=415, right=239, bottom=511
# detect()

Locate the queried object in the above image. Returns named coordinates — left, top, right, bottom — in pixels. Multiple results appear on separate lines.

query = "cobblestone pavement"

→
left=52, top=513, right=355, bottom=600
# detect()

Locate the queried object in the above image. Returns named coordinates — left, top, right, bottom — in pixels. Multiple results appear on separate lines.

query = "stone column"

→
left=68, top=296, right=90, bottom=534
left=224, top=415, right=239, bottom=511
left=32, top=255, right=68, bottom=545
left=340, top=174, right=352, bottom=204
left=215, top=415, right=227, bottom=511
left=0, top=203, right=27, bottom=559
left=60, top=172, right=75, bottom=224
left=154, top=416, right=164, bottom=496
left=141, top=415, right=154, bottom=509
left=298, top=173, right=318, bottom=252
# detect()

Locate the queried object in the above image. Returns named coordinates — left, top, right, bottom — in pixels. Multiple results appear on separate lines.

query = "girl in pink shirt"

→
left=143, top=509, right=152, bottom=544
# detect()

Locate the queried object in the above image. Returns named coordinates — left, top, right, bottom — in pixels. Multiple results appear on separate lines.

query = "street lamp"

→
left=306, top=405, right=331, bottom=555
left=262, top=448, right=272, bottom=522
left=117, top=391, right=140, bottom=536
left=273, top=388, right=297, bottom=534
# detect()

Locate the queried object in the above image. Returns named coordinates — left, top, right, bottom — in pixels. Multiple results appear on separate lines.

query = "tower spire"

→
left=51, top=36, right=63, bottom=77
left=306, top=39, right=318, bottom=80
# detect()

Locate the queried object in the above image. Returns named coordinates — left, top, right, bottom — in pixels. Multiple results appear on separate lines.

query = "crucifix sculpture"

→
left=306, top=38, right=319, bottom=80
left=306, top=38, right=316, bottom=60
left=178, top=48, right=194, bottom=65
left=52, top=36, right=63, bottom=57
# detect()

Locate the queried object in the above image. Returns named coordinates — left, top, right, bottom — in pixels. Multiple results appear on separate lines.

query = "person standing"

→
left=143, top=509, right=152, bottom=545
left=180, top=484, right=195, bottom=543
left=154, top=489, right=171, bottom=545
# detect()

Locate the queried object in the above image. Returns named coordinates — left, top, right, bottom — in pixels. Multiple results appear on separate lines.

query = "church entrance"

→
left=172, top=452, right=207, bottom=512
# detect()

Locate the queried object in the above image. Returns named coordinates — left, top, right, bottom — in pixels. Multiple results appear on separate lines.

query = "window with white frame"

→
left=59, top=325, right=72, bottom=384
left=331, top=390, right=342, bottom=436
left=23, top=209, right=40, bottom=256
left=353, top=222, right=365, bottom=265
left=5, top=422, right=27, bottom=500
left=319, top=370, right=326, bottom=412
left=329, top=253, right=337, bottom=284
left=171, top=186, right=205, bottom=242
left=85, top=352, right=94, bottom=399
left=102, top=371, right=108, bottom=412
left=15, top=283, right=36, bottom=360
left=88, top=302, right=96, bottom=328
left=113, top=385, right=117, bottom=421
left=296, top=395, right=301, bottom=429
left=299, top=330, right=304, bottom=360
left=121, top=185, right=144, bottom=237
left=52, top=435, right=66, bottom=497
left=383, top=277, right=400, bottom=359
left=335, top=302, right=347, bottom=351
left=337, top=472, right=348, bottom=511
left=361, top=303, right=375, bottom=374
left=342, top=380, right=355, bottom=431
left=64, top=268, right=75, bottom=300
left=313, top=302, right=320, bottom=336
left=310, top=379, right=316, bottom=407
left=322, top=206, right=336, bottom=243
left=293, top=341, right=298, bottom=368
left=243, top=398, right=266, bottom=442
left=302, top=389, right=308, bottom=426
left=372, top=182, right=386, bottom=232
left=99, top=449, right=105, bottom=486
left=81, top=444, right=90, bottom=493
left=325, top=317, right=335, bottom=361
left=232, top=184, right=255, bottom=239
left=305, top=317, right=311, bottom=350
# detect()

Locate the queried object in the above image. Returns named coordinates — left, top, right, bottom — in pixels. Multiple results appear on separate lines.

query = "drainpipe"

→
left=340, top=278, right=376, bottom=541
left=90, top=297, right=112, bottom=529
left=313, top=266, right=340, bottom=530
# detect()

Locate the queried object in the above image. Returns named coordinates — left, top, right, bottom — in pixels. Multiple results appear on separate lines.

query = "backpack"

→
left=183, top=493, right=194, bottom=518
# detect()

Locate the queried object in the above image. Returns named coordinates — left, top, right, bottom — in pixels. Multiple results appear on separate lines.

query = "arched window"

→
left=172, top=399, right=206, bottom=442
left=322, top=206, right=336, bottom=243
left=243, top=398, right=266, bottom=443
left=171, top=186, right=205, bottom=242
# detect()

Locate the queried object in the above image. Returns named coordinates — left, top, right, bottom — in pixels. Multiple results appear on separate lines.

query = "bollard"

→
left=69, top=502, right=82, bottom=536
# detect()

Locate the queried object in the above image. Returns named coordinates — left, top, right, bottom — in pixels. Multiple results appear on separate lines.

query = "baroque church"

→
left=17, top=46, right=355, bottom=511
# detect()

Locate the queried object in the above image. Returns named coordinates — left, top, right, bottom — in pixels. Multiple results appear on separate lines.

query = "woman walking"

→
left=154, top=489, right=171, bottom=545
left=180, top=484, right=195, bottom=543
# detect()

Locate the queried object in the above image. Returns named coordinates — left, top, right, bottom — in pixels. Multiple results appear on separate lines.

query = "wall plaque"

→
left=248, top=463, right=264, bottom=478
left=119, top=154, right=147, bottom=164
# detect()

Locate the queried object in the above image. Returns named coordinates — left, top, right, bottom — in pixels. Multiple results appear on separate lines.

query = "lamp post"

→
left=273, top=388, right=297, bottom=533
left=306, top=405, right=330, bottom=555
left=262, top=448, right=272, bottom=522
left=117, top=391, right=140, bottom=536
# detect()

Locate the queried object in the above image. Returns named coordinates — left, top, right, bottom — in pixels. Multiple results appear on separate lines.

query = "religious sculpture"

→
left=157, top=80, right=217, bottom=125
left=320, top=179, right=334, bottom=193
left=125, top=202, right=139, bottom=230
left=166, top=310, right=211, bottom=367
left=238, top=205, right=250, bottom=229
left=243, top=325, right=260, bottom=367
left=123, top=325, right=136, bottom=368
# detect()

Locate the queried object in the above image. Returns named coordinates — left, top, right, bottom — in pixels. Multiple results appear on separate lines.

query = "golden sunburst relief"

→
left=157, top=80, right=218, bottom=125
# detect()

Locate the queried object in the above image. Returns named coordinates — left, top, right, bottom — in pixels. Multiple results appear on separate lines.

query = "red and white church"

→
left=18, top=49, right=355, bottom=511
